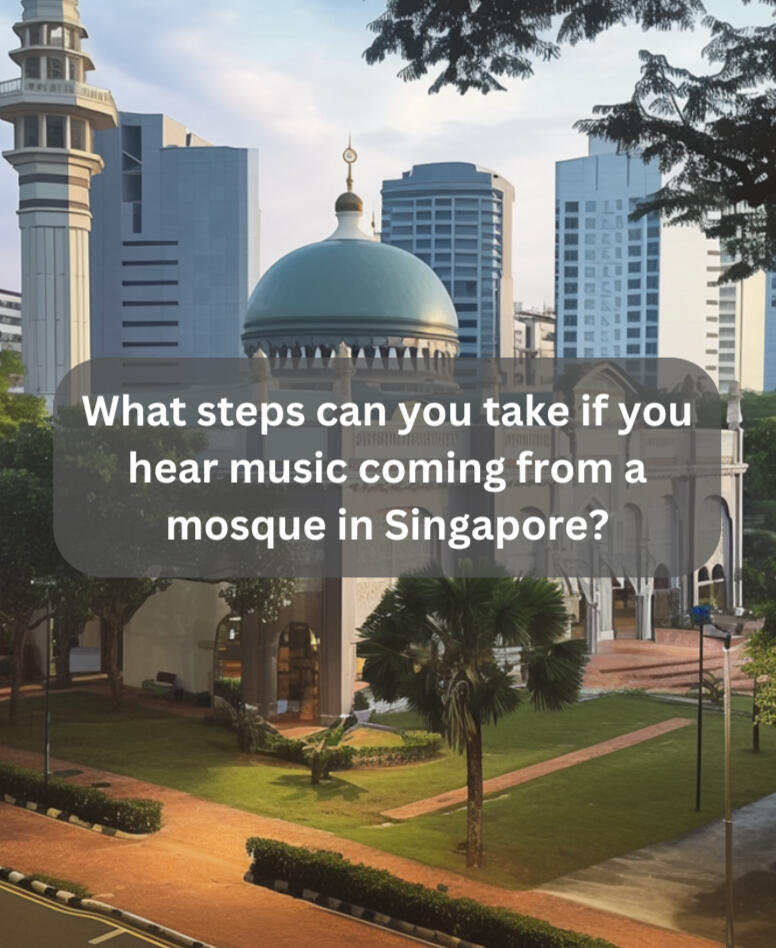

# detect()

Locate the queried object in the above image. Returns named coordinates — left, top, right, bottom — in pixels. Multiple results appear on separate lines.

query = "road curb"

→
left=0, top=865, right=218, bottom=948
left=243, top=870, right=485, bottom=948
left=1, top=792, right=149, bottom=839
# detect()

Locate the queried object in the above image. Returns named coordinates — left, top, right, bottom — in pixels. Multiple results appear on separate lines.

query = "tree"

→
left=0, top=350, right=46, bottom=437
left=87, top=578, right=171, bottom=707
left=364, top=0, right=700, bottom=94
left=365, top=1, right=776, bottom=281
left=47, top=563, right=98, bottom=689
left=358, top=567, right=586, bottom=868
left=576, top=15, right=776, bottom=282
left=219, top=576, right=296, bottom=621
left=0, top=422, right=58, bottom=721
left=743, top=621, right=776, bottom=728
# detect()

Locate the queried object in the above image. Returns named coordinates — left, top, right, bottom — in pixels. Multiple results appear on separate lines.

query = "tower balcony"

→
left=0, top=76, right=117, bottom=129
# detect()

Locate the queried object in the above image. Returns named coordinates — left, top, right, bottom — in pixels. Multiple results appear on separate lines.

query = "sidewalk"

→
left=0, top=745, right=721, bottom=948
left=382, top=718, right=692, bottom=820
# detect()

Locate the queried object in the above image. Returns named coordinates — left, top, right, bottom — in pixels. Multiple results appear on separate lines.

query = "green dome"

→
left=242, top=237, right=459, bottom=356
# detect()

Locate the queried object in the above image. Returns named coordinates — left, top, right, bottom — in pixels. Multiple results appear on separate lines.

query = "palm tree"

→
left=358, top=567, right=587, bottom=868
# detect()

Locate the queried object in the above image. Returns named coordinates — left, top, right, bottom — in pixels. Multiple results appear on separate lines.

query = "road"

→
left=0, top=882, right=200, bottom=948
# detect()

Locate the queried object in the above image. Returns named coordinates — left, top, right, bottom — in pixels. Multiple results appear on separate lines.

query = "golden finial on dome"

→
left=343, top=133, right=358, bottom=193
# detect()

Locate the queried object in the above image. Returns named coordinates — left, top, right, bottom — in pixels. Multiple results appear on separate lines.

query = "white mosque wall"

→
left=122, top=580, right=229, bottom=694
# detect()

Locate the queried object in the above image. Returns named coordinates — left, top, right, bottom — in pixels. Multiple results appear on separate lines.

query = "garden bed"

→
left=244, top=838, right=616, bottom=948
left=0, top=762, right=162, bottom=835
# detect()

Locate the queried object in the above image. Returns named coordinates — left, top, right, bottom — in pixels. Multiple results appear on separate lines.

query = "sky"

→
left=0, top=0, right=771, bottom=306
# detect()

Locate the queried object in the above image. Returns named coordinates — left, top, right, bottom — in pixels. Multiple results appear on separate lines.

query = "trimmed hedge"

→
left=263, top=729, right=441, bottom=770
left=0, top=763, right=162, bottom=834
left=246, top=838, right=615, bottom=948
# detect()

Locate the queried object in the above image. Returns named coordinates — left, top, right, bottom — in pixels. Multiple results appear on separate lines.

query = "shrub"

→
left=0, top=763, right=162, bottom=834
left=258, top=729, right=441, bottom=771
left=245, top=838, right=615, bottom=948
left=352, top=690, right=370, bottom=712
left=214, top=677, right=243, bottom=711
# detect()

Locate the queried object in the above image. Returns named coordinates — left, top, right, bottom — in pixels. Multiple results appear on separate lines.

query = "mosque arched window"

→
left=47, top=56, right=64, bottom=80
left=71, top=118, right=86, bottom=152
left=23, top=115, right=39, bottom=148
left=45, top=115, right=65, bottom=149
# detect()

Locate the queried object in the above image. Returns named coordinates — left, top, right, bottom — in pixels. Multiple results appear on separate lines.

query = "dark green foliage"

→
left=257, top=729, right=441, bottom=771
left=0, top=763, right=162, bottom=834
left=214, top=677, right=244, bottom=711
left=352, top=689, right=370, bottom=712
left=0, top=350, right=46, bottom=437
left=245, top=838, right=615, bottom=948
left=364, top=0, right=700, bottom=94
left=577, top=16, right=776, bottom=281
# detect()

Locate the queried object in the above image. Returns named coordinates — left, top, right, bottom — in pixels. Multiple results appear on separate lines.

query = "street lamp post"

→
left=691, top=603, right=712, bottom=811
left=30, top=578, right=54, bottom=793
left=703, top=625, right=735, bottom=948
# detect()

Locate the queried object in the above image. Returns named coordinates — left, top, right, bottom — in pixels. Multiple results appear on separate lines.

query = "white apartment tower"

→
left=0, top=0, right=117, bottom=402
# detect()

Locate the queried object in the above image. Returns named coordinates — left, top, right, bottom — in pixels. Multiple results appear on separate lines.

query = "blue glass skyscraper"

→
left=555, top=137, right=662, bottom=360
left=381, top=162, right=514, bottom=357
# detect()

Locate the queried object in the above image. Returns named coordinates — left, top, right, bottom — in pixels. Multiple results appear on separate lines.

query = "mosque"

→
left=111, top=154, right=745, bottom=724
left=3, top=2, right=746, bottom=723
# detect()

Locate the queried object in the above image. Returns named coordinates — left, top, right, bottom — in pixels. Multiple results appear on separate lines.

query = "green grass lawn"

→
left=1, top=690, right=774, bottom=888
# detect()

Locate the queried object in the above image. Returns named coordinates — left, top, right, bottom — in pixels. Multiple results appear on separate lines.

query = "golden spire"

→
left=342, top=133, right=358, bottom=193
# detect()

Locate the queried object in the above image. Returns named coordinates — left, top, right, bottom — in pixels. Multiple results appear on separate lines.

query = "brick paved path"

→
left=0, top=744, right=720, bottom=948
left=382, top=718, right=693, bottom=820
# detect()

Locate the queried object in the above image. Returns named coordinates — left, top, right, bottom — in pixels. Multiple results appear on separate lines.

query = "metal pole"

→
left=695, top=621, right=704, bottom=811
left=723, top=638, right=735, bottom=948
left=43, top=616, right=50, bottom=793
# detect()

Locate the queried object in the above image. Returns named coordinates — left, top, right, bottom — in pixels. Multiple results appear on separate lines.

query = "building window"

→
left=46, top=115, right=65, bottom=148
left=48, top=25, right=63, bottom=46
left=28, top=25, right=42, bottom=46
left=23, top=115, right=38, bottom=147
left=47, top=56, right=64, bottom=79
left=67, top=57, right=79, bottom=80
left=70, top=118, right=86, bottom=151
left=25, top=56, right=41, bottom=78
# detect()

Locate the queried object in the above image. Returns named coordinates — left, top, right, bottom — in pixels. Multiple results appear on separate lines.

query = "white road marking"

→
left=88, top=929, right=124, bottom=944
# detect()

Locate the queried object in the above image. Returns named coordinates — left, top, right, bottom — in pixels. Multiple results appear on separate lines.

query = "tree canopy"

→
left=365, top=1, right=776, bottom=281
left=576, top=14, right=776, bottom=281
left=364, top=0, right=701, bottom=94
left=0, top=350, right=46, bottom=437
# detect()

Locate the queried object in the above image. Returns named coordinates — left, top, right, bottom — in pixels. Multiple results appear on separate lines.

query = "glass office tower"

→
left=381, top=162, right=514, bottom=357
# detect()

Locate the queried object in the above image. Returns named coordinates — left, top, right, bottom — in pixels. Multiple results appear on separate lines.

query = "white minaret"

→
left=0, top=0, right=117, bottom=403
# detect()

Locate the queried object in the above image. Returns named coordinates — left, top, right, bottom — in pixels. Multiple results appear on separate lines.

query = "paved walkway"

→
left=382, top=718, right=693, bottom=820
left=0, top=745, right=719, bottom=948
left=541, top=793, right=776, bottom=948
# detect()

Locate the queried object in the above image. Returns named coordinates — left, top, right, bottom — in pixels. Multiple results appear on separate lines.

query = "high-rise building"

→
left=555, top=136, right=774, bottom=393
left=0, top=0, right=117, bottom=402
left=90, top=113, right=260, bottom=358
left=514, top=302, right=555, bottom=359
left=555, top=137, right=666, bottom=362
left=381, top=162, right=514, bottom=357
left=0, top=289, right=22, bottom=353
